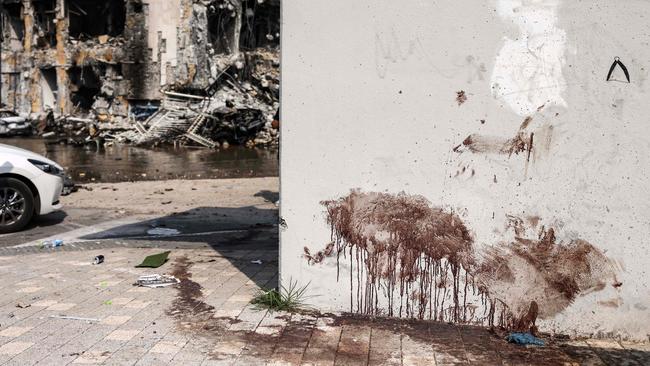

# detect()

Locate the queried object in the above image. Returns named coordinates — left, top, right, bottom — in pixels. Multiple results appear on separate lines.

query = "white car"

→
left=0, top=143, right=64, bottom=233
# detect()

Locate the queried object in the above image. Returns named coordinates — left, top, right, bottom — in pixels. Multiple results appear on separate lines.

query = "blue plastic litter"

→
left=52, top=239, right=64, bottom=247
left=506, top=332, right=545, bottom=346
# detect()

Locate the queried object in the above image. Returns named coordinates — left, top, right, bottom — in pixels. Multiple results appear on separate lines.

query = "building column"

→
left=54, top=0, right=69, bottom=115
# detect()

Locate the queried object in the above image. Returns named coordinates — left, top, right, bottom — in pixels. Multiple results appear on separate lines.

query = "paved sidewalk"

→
left=0, top=248, right=647, bottom=366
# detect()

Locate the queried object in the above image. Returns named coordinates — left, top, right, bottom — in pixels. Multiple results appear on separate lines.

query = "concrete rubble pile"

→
left=0, top=0, right=280, bottom=148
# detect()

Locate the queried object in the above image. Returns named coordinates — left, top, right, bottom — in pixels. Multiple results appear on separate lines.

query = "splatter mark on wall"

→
left=456, top=90, right=467, bottom=105
left=476, top=225, right=617, bottom=332
left=305, top=190, right=617, bottom=332
left=308, top=190, right=475, bottom=323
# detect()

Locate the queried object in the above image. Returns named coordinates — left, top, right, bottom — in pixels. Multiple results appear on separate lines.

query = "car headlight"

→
left=28, top=159, right=62, bottom=176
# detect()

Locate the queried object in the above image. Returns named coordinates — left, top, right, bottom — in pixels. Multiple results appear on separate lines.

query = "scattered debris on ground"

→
left=507, top=332, right=546, bottom=346
left=49, top=315, right=100, bottom=323
left=147, top=228, right=181, bottom=236
left=135, top=251, right=171, bottom=268
left=40, top=239, right=64, bottom=249
left=135, top=274, right=180, bottom=288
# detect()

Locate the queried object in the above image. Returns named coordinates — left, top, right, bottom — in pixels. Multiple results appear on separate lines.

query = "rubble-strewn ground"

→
left=63, top=177, right=279, bottom=215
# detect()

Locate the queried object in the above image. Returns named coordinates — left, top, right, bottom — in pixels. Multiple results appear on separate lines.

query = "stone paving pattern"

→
left=0, top=248, right=647, bottom=365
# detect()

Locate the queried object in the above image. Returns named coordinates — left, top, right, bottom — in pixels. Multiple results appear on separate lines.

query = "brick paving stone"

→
left=101, top=316, right=133, bottom=326
left=150, top=340, right=183, bottom=355
left=105, top=329, right=141, bottom=342
left=0, top=341, right=33, bottom=355
left=302, top=317, right=341, bottom=366
left=110, top=298, right=135, bottom=306
left=71, top=350, right=112, bottom=364
left=0, top=248, right=646, bottom=366
left=45, top=302, right=77, bottom=311
left=15, top=287, right=42, bottom=294
left=270, top=346, right=305, bottom=365
left=170, top=337, right=208, bottom=363
left=402, top=334, right=435, bottom=366
left=334, top=325, right=371, bottom=366
left=0, top=327, right=32, bottom=338
left=367, top=328, right=400, bottom=366
left=31, top=300, right=58, bottom=307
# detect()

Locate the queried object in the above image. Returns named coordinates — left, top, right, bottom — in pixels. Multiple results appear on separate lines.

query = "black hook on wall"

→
left=606, top=57, right=630, bottom=83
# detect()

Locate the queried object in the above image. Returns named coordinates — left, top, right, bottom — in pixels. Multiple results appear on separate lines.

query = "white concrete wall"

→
left=144, top=0, right=181, bottom=85
left=280, top=0, right=650, bottom=341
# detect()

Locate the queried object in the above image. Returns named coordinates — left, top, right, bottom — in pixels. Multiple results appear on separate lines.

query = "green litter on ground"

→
left=135, top=251, right=171, bottom=268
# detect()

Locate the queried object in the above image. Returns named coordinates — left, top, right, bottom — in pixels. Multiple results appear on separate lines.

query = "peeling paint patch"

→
left=491, top=0, right=567, bottom=115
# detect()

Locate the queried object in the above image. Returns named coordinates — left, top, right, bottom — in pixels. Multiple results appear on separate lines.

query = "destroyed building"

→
left=0, top=0, right=280, bottom=147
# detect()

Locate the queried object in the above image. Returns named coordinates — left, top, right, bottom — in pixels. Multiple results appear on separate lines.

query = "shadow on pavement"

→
left=79, top=206, right=278, bottom=289
left=0, top=210, right=69, bottom=247
left=560, top=344, right=650, bottom=366
left=27, top=210, right=68, bottom=229
left=254, top=190, right=279, bottom=203
left=331, top=315, right=650, bottom=365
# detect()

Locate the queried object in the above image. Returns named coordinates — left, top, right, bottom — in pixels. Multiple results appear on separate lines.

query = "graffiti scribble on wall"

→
left=305, top=190, right=617, bottom=332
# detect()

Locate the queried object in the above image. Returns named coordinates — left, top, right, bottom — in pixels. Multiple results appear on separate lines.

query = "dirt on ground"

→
left=62, top=177, right=279, bottom=215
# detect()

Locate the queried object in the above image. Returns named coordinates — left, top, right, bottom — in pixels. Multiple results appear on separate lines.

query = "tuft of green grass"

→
left=251, top=280, right=310, bottom=312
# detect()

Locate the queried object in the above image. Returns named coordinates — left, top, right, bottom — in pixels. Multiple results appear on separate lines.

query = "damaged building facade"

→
left=0, top=0, right=280, bottom=147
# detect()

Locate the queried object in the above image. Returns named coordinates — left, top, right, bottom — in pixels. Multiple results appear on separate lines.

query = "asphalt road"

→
left=0, top=206, right=278, bottom=251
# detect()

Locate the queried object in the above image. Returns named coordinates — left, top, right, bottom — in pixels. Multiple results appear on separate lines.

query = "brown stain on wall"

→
left=307, top=190, right=617, bottom=332
left=456, top=132, right=530, bottom=157
left=597, top=298, right=622, bottom=308
left=312, top=190, right=475, bottom=323
left=475, top=226, right=616, bottom=330
left=454, top=116, right=542, bottom=160
left=456, top=90, right=467, bottom=105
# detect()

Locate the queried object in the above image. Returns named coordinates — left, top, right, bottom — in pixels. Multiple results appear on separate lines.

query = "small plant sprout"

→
left=251, top=279, right=311, bottom=312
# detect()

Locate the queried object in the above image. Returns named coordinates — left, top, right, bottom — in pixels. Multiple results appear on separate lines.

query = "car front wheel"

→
left=0, top=178, right=35, bottom=234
